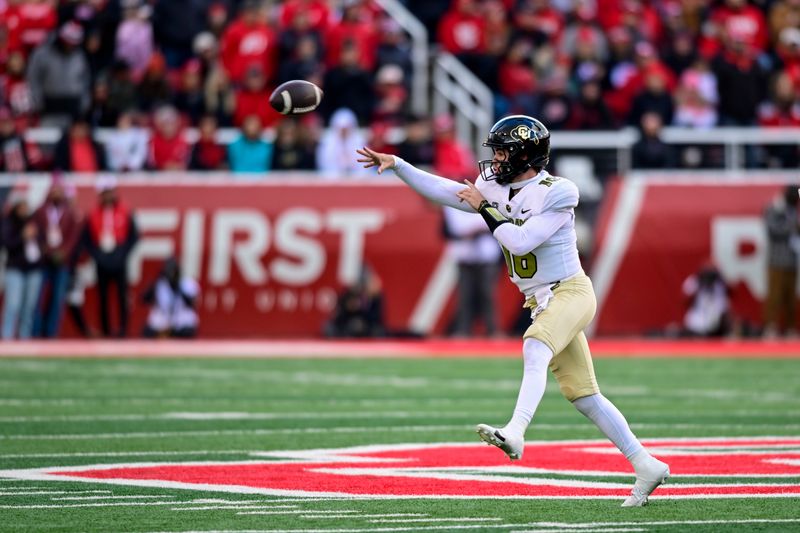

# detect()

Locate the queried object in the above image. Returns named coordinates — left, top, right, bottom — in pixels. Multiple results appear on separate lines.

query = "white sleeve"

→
left=391, top=156, right=474, bottom=212
left=492, top=211, right=572, bottom=256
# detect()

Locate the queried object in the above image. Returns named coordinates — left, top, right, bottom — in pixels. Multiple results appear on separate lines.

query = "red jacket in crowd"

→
left=220, top=18, right=278, bottom=84
left=233, top=89, right=282, bottom=128
left=279, top=0, right=331, bottom=34
left=438, top=0, right=487, bottom=54
left=150, top=131, right=190, bottom=170
left=1, top=0, right=57, bottom=55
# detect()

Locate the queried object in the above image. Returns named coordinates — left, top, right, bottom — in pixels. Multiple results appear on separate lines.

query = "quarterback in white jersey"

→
left=357, top=115, right=670, bottom=507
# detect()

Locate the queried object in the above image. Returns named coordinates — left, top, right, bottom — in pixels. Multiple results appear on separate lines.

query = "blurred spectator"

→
left=26, top=21, right=90, bottom=127
left=105, top=111, right=149, bottom=172
left=432, top=113, right=475, bottom=180
left=220, top=0, right=277, bottom=84
left=712, top=27, right=770, bottom=126
left=561, top=14, right=608, bottom=66
left=271, top=118, right=315, bottom=170
left=663, top=30, right=698, bottom=76
left=206, top=2, right=230, bottom=38
left=705, top=0, right=769, bottom=58
left=681, top=263, right=732, bottom=337
left=1, top=193, right=43, bottom=340
left=769, top=0, right=800, bottom=45
left=498, top=39, right=538, bottom=116
left=103, top=60, right=138, bottom=127
left=438, top=0, right=486, bottom=57
left=535, top=67, right=572, bottom=130
left=233, top=64, right=281, bottom=128
left=142, top=257, right=199, bottom=338
left=568, top=80, right=615, bottom=130
left=149, top=105, right=190, bottom=171
left=316, top=108, right=368, bottom=176
left=152, top=0, right=210, bottom=68
left=53, top=117, right=107, bottom=172
left=320, top=42, right=374, bottom=125
left=82, top=176, right=139, bottom=338
left=324, top=265, right=385, bottom=338
left=404, top=0, right=450, bottom=43
left=673, top=61, right=719, bottom=128
left=276, top=33, right=324, bottom=86
left=375, top=18, right=413, bottom=82
left=174, top=59, right=206, bottom=125
left=1, top=51, right=34, bottom=118
left=372, top=64, right=408, bottom=127
left=4, top=0, right=58, bottom=56
left=278, top=0, right=331, bottom=35
left=190, top=115, right=227, bottom=170
left=438, top=0, right=494, bottom=80
left=32, top=178, right=81, bottom=338
left=513, top=0, right=564, bottom=48
left=227, top=114, right=272, bottom=173
left=325, top=0, right=377, bottom=71
left=197, top=36, right=236, bottom=126
left=137, top=52, right=172, bottom=112
left=628, top=70, right=674, bottom=127
left=758, top=71, right=800, bottom=167
left=443, top=205, right=500, bottom=337
left=631, top=111, right=676, bottom=168
left=763, top=185, right=800, bottom=338
left=397, top=115, right=435, bottom=167
left=277, top=9, right=318, bottom=63
left=115, top=0, right=154, bottom=80
left=0, top=107, right=42, bottom=172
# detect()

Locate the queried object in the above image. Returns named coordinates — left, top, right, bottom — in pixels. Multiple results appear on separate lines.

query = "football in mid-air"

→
left=269, top=80, right=324, bottom=115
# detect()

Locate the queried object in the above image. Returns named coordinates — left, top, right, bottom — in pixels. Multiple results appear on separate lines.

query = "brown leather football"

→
left=269, top=80, right=324, bottom=115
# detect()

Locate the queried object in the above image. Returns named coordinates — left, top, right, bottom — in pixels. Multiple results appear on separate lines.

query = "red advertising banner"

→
left=591, top=175, right=798, bottom=336
left=6, top=177, right=477, bottom=338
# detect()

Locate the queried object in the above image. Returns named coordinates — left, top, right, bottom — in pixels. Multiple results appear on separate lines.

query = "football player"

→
left=356, top=115, right=670, bottom=507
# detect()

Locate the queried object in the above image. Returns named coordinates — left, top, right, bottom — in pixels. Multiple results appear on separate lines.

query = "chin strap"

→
left=477, top=200, right=510, bottom=232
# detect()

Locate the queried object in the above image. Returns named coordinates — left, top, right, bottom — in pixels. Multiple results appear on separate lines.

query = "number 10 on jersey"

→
left=501, top=247, right=538, bottom=278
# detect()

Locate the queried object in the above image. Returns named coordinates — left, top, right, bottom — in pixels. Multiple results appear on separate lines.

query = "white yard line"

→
left=0, top=500, right=279, bottom=509
left=0, top=490, right=111, bottom=496
left=0, top=425, right=472, bottom=441
left=237, top=509, right=360, bottom=516
left=0, top=450, right=258, bottom=459
left=370, top=518, right=503, bottom=523
left=51, top=495, right=173, bottom=501
left=0, top=411, right=482, bottom=423
left=174, top=505, right=299, bottom=511
left=520, top=519, right=800, bottom=528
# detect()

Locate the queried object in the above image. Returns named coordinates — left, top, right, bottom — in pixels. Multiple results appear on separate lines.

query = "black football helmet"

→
left=478, top=115, right=550, bottom=185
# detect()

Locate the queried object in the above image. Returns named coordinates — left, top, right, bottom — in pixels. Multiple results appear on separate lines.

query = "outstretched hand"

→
left=356, top=147, right=395, bottom=174
left=456, top=179, right=486, bottom=211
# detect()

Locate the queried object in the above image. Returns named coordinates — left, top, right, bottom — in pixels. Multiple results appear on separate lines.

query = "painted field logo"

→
left=2, top=437, right=800, bottom=499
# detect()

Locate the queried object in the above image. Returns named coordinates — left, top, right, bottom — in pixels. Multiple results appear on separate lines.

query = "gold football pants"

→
left=523, top=273, right=600, bottom=401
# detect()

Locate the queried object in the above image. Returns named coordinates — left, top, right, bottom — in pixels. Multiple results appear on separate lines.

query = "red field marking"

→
left=0, top=339, right=799, bottom=358
left=3, top=438, right=800, bottom=499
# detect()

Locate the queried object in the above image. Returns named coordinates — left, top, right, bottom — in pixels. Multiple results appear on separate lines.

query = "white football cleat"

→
left=621, top=457, right=670, bottom=507
left=476, top=424, right=524, bottom=461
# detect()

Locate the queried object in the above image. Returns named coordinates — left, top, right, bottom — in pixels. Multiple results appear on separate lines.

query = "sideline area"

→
left=0, top=338, right=799, bottom=358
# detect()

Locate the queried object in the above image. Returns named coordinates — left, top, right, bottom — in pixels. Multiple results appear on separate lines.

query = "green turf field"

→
left=0, top=356, right=799, bottom=532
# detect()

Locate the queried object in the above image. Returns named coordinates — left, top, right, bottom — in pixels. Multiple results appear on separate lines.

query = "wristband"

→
left=477, top=200, right=510, bottom=232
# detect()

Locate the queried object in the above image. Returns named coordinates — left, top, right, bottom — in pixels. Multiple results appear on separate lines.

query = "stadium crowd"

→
left=0, top=0, right=797, bottom=175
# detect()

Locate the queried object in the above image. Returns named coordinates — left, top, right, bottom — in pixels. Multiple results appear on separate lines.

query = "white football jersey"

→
left=475, top=170, right=581, bottom=299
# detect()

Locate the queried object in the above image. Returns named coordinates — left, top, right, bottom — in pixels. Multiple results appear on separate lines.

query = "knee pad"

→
left=522, top=337, right=554, bottom=371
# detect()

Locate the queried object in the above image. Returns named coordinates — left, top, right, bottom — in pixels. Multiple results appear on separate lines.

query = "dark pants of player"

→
left=453, top=262, right=498, bottom=336
left=764, top=267, right=797, bottom=333
left=97, top=266, right=129, bottom=338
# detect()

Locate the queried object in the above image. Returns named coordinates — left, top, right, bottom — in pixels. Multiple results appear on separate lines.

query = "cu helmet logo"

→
left=511, top=125, right=538, bottom=144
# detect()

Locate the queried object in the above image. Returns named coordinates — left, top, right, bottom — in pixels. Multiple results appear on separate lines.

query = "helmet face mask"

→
left=478, top=115, right=551, bottom=185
